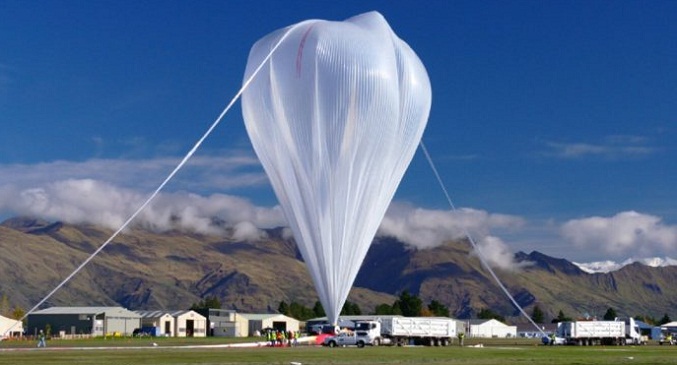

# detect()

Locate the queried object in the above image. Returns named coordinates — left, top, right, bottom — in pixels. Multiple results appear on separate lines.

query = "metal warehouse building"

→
left=27, top=306, right=141, bottom=337
left=235, top=313, right=300, bottom=337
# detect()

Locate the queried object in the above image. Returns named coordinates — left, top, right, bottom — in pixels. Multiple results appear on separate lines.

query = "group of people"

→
left=265, top=329, right=299, bottom=347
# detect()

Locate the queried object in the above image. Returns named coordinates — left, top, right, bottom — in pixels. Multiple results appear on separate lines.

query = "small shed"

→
left=235, top=313, right=300, bottom=337
left=169, top=310, right=207, bottom=337
left=467, top=319, right=517, bottom=338
left=27, top=306, right=141, bottom=337
left=135, top=310, right=175, bottom=336
left=1, top=314, right=23, bottom=338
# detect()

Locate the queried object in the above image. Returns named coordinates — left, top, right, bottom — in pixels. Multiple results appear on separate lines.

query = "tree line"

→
left=274, top=290, right=450, bottom=321
left=0, top=294, right=26, bottom=321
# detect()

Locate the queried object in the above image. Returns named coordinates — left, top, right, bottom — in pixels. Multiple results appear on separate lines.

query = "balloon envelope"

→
left=242, top=11, right=431, bottom=325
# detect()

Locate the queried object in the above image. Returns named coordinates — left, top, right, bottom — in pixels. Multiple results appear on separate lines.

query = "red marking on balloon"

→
left=296, top=25, right=315, bottom=77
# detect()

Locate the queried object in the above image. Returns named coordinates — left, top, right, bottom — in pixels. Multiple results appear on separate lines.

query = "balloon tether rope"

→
left=419, top=141, right=546, bottom=337
left=4, top=24, right=301, bottom=336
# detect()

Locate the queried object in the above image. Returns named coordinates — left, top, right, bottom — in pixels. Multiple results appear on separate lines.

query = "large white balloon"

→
left=242, top=11, right=431, bottom=325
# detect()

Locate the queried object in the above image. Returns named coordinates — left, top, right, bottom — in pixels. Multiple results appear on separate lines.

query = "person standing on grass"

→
left=37, top=330, right=46, bottom=348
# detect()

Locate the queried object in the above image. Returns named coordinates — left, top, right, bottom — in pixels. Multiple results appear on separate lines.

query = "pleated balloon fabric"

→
left=242, top=11, right=431, bottom=325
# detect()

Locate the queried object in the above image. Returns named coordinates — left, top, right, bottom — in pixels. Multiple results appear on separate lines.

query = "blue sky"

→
left=1, top=1, right=675, bottom=264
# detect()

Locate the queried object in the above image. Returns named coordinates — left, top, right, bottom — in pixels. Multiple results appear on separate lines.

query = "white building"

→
left=135, top=310, right=175, bottom=336
left=467, top=319, right=517, bottom=338
left=1, top=314, right=23, bottom=338
left=169, top=310, right=207, bottom=337
left=234, top=313, right=300, bottom=337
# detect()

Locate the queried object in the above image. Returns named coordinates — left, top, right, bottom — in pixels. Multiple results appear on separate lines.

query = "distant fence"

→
left=56, top=331, right=94, bottom=340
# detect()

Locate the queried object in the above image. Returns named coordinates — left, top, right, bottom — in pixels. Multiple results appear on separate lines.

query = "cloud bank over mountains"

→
left=573, top=257, right=677, bottom=274
left=562, top=212, right=677, bottom=260
left=1, top=157, right=676, bottom=265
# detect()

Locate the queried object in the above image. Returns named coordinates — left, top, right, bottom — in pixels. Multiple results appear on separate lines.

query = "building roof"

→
left=135, top=310, right=206, bottom=319
left=135, top=310, right=173, bottom=319
left=168, top=310, right=191, bottom=316
left=238, top=313, right=299, bottom=322
left=466, top=319, right=511, bottom=326
left=635, top=320, right=658, bottom=330
left=31, top=306, right=140, bottom=318
left=168, top=310, right=205, bottom=318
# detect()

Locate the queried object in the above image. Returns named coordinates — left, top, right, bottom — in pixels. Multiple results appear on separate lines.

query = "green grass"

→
left=0, top=335, right=258, bottom=348
left=2, top=338, right=676, bottom=365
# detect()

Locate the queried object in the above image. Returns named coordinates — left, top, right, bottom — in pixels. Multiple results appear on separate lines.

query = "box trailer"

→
left=379, top=316, right=456, bottom=346
left=556, top=320, right=625, bottom=346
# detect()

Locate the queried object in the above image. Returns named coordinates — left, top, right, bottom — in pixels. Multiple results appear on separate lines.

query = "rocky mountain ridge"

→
left=2, top=217, right=676, bottom=321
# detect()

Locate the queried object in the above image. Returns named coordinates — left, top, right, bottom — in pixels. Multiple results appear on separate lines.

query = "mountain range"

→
left=573, top=257, right=677, bottom=274
left=1, top=216, right=676, bottom=322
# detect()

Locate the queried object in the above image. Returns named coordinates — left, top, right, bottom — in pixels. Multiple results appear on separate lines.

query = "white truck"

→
left=554, top=318, right=642, bottom=346
left=321, top=316, right=457, bottom=348
left=323, top=331, right=375, bottom=348
left=623, top=318, right=646, bottom=345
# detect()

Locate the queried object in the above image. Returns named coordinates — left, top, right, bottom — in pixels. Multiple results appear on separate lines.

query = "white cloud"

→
left=473, top=235, right=529, bottom=271
left=1, top=176, right=526, bottom=250
left=0, top=158, right=530, bottom=268
left=561, top=211, right=677, bottom=259
left=573, top=257, right=677, bottom=274
left=0, top=178, right=286, bottom=236
left=8, top=179, right=139, bottom=229
left=0, top=154, right=266, bottom=192
left=379, top=202, right=525, bottom=249
left=544, top=135, right=655, bottom=159
left=232, top=221, right=267, bottom=241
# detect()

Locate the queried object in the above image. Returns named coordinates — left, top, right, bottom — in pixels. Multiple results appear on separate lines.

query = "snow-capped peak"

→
left=573, top=257, right=677, bottom=273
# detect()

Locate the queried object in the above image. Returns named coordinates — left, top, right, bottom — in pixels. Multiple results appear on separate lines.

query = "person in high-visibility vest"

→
left=458, top=332, right=464, bottom=346
left=37, top=330, right=47, bottom=348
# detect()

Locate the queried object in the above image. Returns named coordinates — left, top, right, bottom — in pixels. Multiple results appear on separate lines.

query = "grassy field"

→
left=2, top=337, right=676, bottom=365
